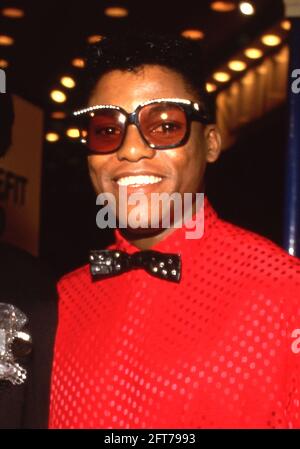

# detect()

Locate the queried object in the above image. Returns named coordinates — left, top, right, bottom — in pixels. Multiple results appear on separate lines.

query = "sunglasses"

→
left=73, top=98, right=213, bottom=154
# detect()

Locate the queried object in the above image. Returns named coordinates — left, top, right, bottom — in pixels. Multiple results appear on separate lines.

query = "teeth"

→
left=116, top=175, right=162, bottom=186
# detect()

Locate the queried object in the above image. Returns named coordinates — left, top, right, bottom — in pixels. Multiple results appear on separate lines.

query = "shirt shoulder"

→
left=214, top=217, right=300, bottom=279
left=57, top=237, right=123, bottom=296
left=213, top=217, right=300, bottom=319
left=57, top=264, right=91, bottom=296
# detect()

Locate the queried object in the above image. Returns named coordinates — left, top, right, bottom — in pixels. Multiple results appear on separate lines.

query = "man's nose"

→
left=116, top=124, right=155, bottom=162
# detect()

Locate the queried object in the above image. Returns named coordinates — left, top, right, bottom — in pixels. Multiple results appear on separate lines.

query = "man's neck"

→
left=118, top=196, right=200, bottom=250
left=121, top=226, right=178, bottom=250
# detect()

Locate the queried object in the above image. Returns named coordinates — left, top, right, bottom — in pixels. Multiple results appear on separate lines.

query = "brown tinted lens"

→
left=88, top=109, right=125, bottom=153
left=139, top=102, right=187, bottom=147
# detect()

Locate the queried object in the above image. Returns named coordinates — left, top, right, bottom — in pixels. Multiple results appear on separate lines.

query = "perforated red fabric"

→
left=49, top=198, right=300, bottom=429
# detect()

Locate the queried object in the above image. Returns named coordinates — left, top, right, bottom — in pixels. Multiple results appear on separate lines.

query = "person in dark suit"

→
left=0, top=93, right=57, bottom=428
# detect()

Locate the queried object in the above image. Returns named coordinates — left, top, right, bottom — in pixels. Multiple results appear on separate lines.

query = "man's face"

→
left=87, top=65, right=221, bottom=232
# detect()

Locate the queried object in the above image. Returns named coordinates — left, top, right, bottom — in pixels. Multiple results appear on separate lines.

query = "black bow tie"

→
left=89, top=249, right=181, bottom=283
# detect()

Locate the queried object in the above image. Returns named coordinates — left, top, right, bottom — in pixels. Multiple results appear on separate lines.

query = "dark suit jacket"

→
left=0, top=243, right=57, bottom=428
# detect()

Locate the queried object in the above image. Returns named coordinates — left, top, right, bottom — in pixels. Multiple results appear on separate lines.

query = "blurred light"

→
left=160, top=113, right=168, bottom=120
left=213, top=71, right=231, bottom=82
left=228, top=60, right=247, bottom=71
left=275, top=47, right=289, bottom=63
left=244, top=47, right=263, bottom=59
left=104, top=7, right=128, bottom=18
left=60, top=76, right=76, bottom=89
left=46, top=132, right=60, bottom=142
left=210, top=2, right=236, bottom=12
left=0, top=35, right=14, bottom=46
left=87, top=35, right=104, bottom=44
left=181, top=29, right=204, bottom=40
left=261, top=34, right=282, bottom=47
left=0, top=59, right=9, bottom=68
left=288, top=247, right=295, bottom=256
left=257, top=64, right=267, bottom=75
left=242, top=72, right=254, bottom=85
left=281, top=20, right=291, bottom=31
left=66, top=128, right=80, bottom=138
left=50, top=90, right=67, bottom=103
left=2, top=7, right=25, bottom=18
left=71, top=58, right=85, bottom=68
left=51, top=111, right=67, bottom=119
left=206, top=83, right=217, bottom=92
left=239, top=2, right=255, bottom=15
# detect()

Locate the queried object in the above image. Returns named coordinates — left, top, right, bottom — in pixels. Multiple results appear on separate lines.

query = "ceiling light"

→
left=87, top=35, right=104, bottom=44
left=206, top=83, right=217, bottom=93
left=281, top=20, right=291, bottom=31
left=228, top=60, right=247, bottom=71
left=71, top=58, right=85, bottom=68
left=0, top=59, right=9, bottom=68
left=66, top=128, right=80, bottom=139
left=210, top=2, right=236, bottom=12
left=261, top=34, right=282, bottom=47
left=60, top=76, right=76, bottom=89
left=0, top=35, right=14, bottom=46
left=46, top=132, right=60, bottom=142
left=239, top=2, right=255, bottom=15
left=181, top=29, right=205, bottom=40
left=51, top=111, right=67, bottom=119
left=2, top=8, right=25, bottom=18
left=104, top=7, right=129, bottom=18
left=244, top=48, right=263, bottom=59
left=213, top=71, right=231, bottom=82
left=50, top=90, right=67, bottom=103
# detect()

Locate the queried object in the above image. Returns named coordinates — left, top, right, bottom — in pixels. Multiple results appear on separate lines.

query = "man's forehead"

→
left=88, top=65, right=197, bottom=110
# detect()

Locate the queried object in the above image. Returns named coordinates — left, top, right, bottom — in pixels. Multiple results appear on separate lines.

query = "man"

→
left=0, top=94, right=57, bottom=428
left=49, top=34, right=300, bottom=429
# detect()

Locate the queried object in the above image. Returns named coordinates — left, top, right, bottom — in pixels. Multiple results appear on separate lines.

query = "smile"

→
left=116, top=175, right=163, bottom=187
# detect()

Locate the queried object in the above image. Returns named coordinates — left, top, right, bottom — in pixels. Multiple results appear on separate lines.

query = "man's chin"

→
left=119, top=226, right=166, bottom=239
left=117, top=214, right=166, bottom=232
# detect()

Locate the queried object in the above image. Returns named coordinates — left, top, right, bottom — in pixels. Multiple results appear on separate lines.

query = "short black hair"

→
left=84, top=32, right=215, bottom=120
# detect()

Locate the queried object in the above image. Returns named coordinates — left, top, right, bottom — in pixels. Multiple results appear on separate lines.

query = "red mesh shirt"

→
left=49, top=198, right=300, bottom=429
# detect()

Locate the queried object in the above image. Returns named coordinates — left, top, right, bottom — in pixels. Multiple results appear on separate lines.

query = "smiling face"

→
left=87, top=65, right=221, bottom=246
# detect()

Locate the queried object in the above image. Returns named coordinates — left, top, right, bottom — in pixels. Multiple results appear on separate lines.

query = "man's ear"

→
left=205, top=125, right=222, bottom=163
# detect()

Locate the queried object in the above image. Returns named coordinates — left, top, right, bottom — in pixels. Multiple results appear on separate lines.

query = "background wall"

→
left=0, top=95, right=43, bottom=256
